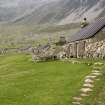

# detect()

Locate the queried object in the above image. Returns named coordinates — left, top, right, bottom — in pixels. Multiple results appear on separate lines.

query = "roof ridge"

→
left=68, top=17, right=105, bottom=42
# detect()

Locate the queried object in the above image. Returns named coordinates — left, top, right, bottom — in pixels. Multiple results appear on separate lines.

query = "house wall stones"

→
left=85, top=27, right=105, bottom=58
left=66, top=27, right=105, bottom=59
left=85, top=39, right=105, bottom=59
left=77, top=41, right=86, bottom=58
left=66, top=41, right=86, bottom=58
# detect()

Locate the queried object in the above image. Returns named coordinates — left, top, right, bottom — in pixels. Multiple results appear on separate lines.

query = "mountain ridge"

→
left=0, top=0, right=105, bottom=25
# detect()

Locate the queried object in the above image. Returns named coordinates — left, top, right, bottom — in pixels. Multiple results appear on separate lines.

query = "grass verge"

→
left=0, top=54, right=91, bottom=105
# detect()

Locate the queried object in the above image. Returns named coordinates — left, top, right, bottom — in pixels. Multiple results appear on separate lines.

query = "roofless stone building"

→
left=66, top=17, right=105, bottom=59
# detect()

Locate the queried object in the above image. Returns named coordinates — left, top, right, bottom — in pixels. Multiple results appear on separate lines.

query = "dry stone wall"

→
left=0, top=47, right=32, bottom=55
left=65, top=27, right=105, bottom=59
left=85, top=39, right=105, bottom=59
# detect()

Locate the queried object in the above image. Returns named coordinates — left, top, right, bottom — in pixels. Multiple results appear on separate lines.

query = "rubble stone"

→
left=73, top=97, right=82, bottom=101
left=83, top=83, right=94, bottom=88
left=80, top=88, right=93, bottom=93
left=84, top=79, right=94, bottom=83
left=91, top=72, right=102, bottom=76
left=85, top=75, right=96, bottom=79
left=92, top=70, right=100, bottom=73
left=72, top=102, right=81, bottom=105
left=80, top=93, right=89, bottom=97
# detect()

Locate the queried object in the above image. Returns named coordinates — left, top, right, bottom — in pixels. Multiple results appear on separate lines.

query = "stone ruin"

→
left=62, top=17, right=105, bottom=60
left=31, top=43, right=67, bottom=62
left=32, top=24, right=105, bottom=62
left=1, top=18, right=104, bottom=62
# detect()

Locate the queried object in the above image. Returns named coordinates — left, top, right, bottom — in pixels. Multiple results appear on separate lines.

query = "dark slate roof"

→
left=68, top=17, right=105, bottom=42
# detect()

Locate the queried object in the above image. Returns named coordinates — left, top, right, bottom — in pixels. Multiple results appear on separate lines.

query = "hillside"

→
left=0, top=0, right=105, bottom=25
left=0, top=0, right=105, bottom=48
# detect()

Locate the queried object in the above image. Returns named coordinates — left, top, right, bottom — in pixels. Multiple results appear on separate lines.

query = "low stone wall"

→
left=85, top=39, right=105, bottom=59
left=0, top=47, right=32, bottom=55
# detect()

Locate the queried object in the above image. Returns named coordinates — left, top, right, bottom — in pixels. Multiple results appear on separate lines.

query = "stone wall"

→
left=85, top=27, right=105, bottom=59
left=66, top=39, right=105, bottom=59
left=65, top=43, right=77, bottom=58
left=77, top=41, right=85, bottom=58
left=66, top=41, right=86, bottom=58
left=85, top=39, right=105, bottom=59
left=65, top=27, right=105, bottom=59
left=0, top=47, right=32, bottom=55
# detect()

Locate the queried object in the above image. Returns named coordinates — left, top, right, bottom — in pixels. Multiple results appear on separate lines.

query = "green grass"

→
left=0, top=54, right=91, bottom=105
left=82, top=65, right=105, bottom=105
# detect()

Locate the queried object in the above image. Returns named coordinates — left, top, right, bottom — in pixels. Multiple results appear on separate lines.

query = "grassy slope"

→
left=0, top=54, right=91, bottom=105
left=0, top=24, right=79, bottom=48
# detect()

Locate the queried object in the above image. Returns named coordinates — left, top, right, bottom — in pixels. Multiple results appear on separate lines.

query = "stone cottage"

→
left=32, top=43, right=67, bottom=61
left=66, top=17, right=105, bottom=59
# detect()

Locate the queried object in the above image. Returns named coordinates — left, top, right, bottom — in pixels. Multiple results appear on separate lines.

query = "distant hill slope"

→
left=0, top=0, right=105, bottom=25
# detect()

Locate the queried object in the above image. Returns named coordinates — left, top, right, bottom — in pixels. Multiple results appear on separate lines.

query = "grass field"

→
left=82, top=65, right=105, bottom=105
left=0, top=54, right=92, bottom=105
